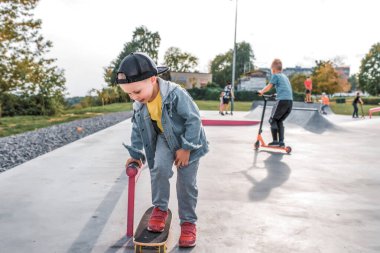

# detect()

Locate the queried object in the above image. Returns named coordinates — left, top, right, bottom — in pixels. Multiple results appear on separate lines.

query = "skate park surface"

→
left=1, top=105, right=380, bottom=253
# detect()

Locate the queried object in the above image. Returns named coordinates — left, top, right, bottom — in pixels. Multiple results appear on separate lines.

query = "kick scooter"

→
left=254, top=93, right=292, bottom=154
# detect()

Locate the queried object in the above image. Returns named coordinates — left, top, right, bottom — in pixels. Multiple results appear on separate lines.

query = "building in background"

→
left=170, top=72, right=212, bottom=89
left=335, top=66, right=350, bottom=79
left=335, top=66, right=351, bottom=92
left=237, top=70, right=268, bottom=91
left=283, top=66, right=313, bottom=77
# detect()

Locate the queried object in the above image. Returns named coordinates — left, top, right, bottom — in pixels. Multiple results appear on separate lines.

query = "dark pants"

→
left=321, top=105, right=328, bottom=114
left=353, top=103, right=358, bottom=118
left=269, top=100, right=293, bottom=142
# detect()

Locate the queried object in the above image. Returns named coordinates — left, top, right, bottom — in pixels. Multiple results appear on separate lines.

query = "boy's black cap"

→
left=116, top=52, right=168, bottom=84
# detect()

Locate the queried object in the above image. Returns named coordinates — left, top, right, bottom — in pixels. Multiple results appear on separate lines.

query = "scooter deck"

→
left=260, top=145, right=291, bottom=153
left=255, top=139, right=292, bottom=153
left=134, top=207, right=172, bottom=250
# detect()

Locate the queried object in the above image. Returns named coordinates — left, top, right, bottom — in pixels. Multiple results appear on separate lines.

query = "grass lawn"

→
left=330, top=102, right=379, bottom=116
left=0, top=103, right=132, bottom=138
left=0, top=101, right=253, bottom=138
left=3, top=99, right=377, bottom=138
left=195, top=100, right=253, bottom=111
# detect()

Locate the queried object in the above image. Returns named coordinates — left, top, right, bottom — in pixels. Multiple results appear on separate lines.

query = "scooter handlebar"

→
left=126, top=161, right=140, bottom=177
left=264, top=94, right=277, bottom=99
left=254, top=91, right=276, bottom=99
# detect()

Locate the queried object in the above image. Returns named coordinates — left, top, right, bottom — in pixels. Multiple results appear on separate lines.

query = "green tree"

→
left=210, top=41, right=255, bottom=87
left=210, top=52, right=232, bottom=87
left=358, top=42, right=380, bottom=95
left=132, top=26, right=161, bottom=62
left=0, top=0, right=66, bottom=117
left=290, top=73, right=307, bottom=92
left=235, top=41, right=255, bottom=76
left=348, top=74, right=358, bottom=91
left=311, top=60, right=341, bottom=94
left=163, top=47, right=198, bottom=72
left=105, top=26, right=161, bottom=86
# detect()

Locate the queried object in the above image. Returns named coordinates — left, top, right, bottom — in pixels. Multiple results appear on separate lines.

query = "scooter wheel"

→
left=285, top=146, right=292, bottom=154
left=254, top=141, right=260, bottom=150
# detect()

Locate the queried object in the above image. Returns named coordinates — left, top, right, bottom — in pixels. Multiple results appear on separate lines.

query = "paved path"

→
left=1, top=111, right=379, bottom=253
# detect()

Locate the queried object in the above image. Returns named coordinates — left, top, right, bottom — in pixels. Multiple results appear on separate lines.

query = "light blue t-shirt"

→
left=269, top=73, right=293, bottom=100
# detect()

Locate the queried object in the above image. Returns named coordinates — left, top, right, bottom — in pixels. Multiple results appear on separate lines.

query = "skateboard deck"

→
left=134, top=207, right=172, bottom=252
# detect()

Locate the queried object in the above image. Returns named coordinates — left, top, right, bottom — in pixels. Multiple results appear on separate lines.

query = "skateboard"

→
left=134, top=207, right=172, bottom=253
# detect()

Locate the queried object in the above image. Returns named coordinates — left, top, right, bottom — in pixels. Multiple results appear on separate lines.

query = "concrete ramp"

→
left=251, top=100, right=334, bottom=115
left=248, top=100, right=337, bottom=134
left=285, top=108, right=337, bottom=134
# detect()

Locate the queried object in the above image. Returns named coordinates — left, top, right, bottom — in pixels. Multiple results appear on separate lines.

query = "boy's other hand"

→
left=258, top=90, right=263, bottom=96
left=126, top=158, right=142, bottom=168
left=175, top=149, right=190, bottom=169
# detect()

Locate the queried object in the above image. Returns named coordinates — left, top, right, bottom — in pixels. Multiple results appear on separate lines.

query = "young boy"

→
left=259, top=59, right=293, bottom=147
left=116, top=52, right=208, bottom=247
left=320, top=92, right=330, bottom=115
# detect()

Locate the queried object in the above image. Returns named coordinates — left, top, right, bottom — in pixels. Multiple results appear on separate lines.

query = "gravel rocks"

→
left=0, top=111, right=132, bottom=173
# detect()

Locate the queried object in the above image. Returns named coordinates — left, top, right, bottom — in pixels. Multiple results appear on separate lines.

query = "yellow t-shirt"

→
left=147, top=91, right=163, bottom=132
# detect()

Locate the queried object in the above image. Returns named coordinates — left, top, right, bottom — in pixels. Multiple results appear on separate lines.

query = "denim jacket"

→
left=123, top=78, right=209, bottom=169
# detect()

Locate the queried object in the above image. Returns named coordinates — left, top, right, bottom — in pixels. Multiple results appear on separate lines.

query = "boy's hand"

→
left=258, top=90, right=264, bottom=96
left=175, top=149, right=190, bottom=169
left=126, top=158, right=143, bottom=168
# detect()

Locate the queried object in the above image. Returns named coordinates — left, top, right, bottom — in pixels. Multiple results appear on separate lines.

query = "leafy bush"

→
left=204, top=88, right=221, bottom=100
left=292, top=92, right=305, bottom=102
left=361, top=97, right=380, bottom=105
left=187, top=87, right=307, bottom=102
left=1, top=93, right=65, bottom=116
left=335, top=98, right=346, bottom=104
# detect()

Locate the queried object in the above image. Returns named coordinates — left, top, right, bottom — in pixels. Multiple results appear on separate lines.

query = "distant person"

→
left=352, top=92, right=364, bottom=118
left=221, top=81, right=234, bottom=115
left=320, top=92, right=330, bottom=115
left=304, top=76, right=313, bottom=103
left=259, top=59, right=293, bottom=147
left=117, top=52, right=209, bottom=247
left=219, top=91, right=225, bottom=115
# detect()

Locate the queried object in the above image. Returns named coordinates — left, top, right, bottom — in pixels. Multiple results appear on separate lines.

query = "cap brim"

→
left=157, top=66, right=169, bottom=75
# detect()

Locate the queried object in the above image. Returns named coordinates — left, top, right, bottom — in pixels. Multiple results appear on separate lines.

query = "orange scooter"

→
left=254, top=93, right=292, bottom=154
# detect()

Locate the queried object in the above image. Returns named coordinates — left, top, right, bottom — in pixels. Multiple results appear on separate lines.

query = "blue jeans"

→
left=151, top=134, right=199, bottom=224
left=321, top=105, right=328, bottom=114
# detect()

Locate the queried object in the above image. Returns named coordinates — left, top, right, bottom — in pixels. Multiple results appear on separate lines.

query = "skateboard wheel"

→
left=159, top=245, right=166, bottom=253
left=285, top=146, right=292, bottom=154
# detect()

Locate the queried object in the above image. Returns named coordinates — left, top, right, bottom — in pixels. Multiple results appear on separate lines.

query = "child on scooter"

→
left=259, top=59, right=293, bottom=147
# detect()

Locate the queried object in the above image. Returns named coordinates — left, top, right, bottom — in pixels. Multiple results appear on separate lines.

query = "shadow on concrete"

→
left=103, top=242, right=197, bottom=253
left=242, top=151, right=291, bottom=201
left=103, top=236, right=134, bottom=253
left=66, top=171, right=127, bottom=253
left=168, top=244, right=196, bottom=253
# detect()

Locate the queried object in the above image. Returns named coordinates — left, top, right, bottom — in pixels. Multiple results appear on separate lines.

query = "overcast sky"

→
left=34, top=0, right=380, bottom=96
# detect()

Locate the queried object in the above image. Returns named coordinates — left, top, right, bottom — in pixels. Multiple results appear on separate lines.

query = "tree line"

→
left=1, top=0, right=66, bottom=119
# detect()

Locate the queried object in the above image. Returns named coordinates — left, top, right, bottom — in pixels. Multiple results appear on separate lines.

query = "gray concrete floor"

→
left=0, top=111, right=379, bottom=253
